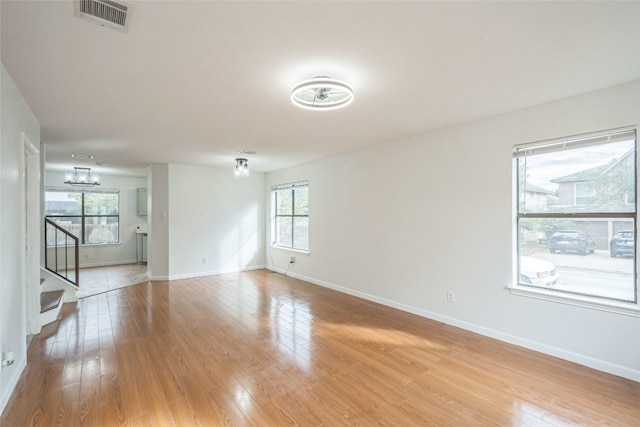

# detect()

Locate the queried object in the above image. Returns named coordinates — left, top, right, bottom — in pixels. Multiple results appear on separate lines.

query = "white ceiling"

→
left=2, top=1, right=639, bottom=177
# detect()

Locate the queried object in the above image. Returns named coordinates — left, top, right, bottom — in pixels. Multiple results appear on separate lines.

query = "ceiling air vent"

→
left=74, top=0, right=131, bottom=32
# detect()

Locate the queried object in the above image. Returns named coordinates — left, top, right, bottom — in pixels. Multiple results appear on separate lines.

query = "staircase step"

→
left=40, top=290, right=64, bottom=313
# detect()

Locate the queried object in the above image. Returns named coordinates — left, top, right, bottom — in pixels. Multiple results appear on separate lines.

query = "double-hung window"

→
left=272, top=181, right=309, bottom=251
left=45, top=189, right=120, bottom=244
left=514, top=127, right=637, bottom=305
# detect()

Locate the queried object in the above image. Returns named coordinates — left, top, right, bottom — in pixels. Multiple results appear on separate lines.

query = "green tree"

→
left=591, top=154, right=634, bottom=210
left=521, top=218, right=577, bottom=239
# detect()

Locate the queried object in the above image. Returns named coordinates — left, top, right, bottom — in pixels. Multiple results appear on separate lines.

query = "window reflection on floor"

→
left=76, top=263, right=148, bottom=298
left=269, top=294, right=312, bottom=371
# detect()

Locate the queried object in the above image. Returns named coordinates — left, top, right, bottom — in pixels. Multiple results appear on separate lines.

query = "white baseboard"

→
left=149, top=265, right=266, bottom=282
left=0, top=357, right=26, bottom=417
left=275, top=268, right=640, bottom=382
left=79, top=259, right=138, bottom=269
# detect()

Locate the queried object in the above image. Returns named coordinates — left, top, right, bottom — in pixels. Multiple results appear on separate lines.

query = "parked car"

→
left=610, top=231, right=634, bottom=258
left=520, top=256, right=559, bottom=286
left=548, top=230, right=595, bottom=255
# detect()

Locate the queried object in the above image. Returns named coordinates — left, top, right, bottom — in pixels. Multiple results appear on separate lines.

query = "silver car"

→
left=520, top=256, right=559, bottom=286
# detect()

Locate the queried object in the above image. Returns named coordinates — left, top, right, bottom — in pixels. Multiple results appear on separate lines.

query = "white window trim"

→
left=507, top=285, right=639, bottom=317
left=271, top=180, right=309, bottom=253
left=80, top=242, right=122, bottom=247
left=626, top=193, right=636, bottom=205
left=512, top=126, right=638, bottom=310
left=45, top=187, right=121, bottom=245
left=270, top=245, right=310, bottom=256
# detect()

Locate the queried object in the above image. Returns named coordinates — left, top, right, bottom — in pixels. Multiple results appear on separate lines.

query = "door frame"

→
left=23, top=133, right=41, bottom=335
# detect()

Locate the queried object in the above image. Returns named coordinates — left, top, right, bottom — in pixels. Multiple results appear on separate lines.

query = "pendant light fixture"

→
left=291, top=76, right=354, bottom=110
left=234, top=158, right=249, bottom=178
left=64, top=167, right=100, bottom=186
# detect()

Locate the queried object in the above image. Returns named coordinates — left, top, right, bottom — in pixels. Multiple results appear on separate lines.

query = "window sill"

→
left=81, top=242, right=121, bottom=247
left=507, top=285, right=639, bottom=317
left=271, top=245, right=309, bottom=256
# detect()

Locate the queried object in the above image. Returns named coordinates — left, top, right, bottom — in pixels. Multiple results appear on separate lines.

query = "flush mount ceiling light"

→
left=234, top=158, right=249, bottom=178
left=64, top=167, right=100, bottom=186
left=291, top=77, right=354, bottom=110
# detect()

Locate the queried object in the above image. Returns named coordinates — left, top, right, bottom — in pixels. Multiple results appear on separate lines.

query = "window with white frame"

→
left=272, top=181, right=309, bottom=251
left=45, top=189, right=120, bottom=245
left=574, top=182, right=595, bottom=205
left=514, top=127, right=637, bottom=304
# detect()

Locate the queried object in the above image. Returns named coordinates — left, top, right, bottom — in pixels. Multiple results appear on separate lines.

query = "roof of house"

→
left=551, top=149, right=633, bottom=183
left=524, top=184, right=554, bottom=194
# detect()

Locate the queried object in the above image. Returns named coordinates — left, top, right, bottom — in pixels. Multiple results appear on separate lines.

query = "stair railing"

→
left=44, top=218, right=80, bottom=288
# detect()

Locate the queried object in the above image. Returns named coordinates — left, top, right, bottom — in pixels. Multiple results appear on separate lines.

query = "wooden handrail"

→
left=44, top=218, right=80, bottom=288
left=45, top=217, right=74, bottom=234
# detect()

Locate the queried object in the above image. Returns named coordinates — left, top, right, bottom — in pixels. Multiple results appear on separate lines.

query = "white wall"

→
left=147, top=163, right=265, bottom=280
left=166, top=164, right=265, bottom=279
left=44, top=171, right=148, bottom=267
left=148, top=163, right=169, bottom=279
left=265, top=81, right=640, bottom=381
left=0, top=64, right=41, bottom=414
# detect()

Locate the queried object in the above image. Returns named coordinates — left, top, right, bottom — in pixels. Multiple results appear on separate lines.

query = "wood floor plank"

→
left=100, top=372, right=126, bottom=426
left=2, top=269, right=638, bottom=426
left=180, top=374, right=240, bottom=426
left=164, top=398, right=199, bottom=427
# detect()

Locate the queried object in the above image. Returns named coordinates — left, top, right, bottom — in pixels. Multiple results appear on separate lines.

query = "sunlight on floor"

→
left=76, top=263, right=148, bottom=298
left=327, top=324, right=449, bottom=351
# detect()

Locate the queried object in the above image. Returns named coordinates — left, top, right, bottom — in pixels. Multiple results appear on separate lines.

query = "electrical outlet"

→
left=202, top=257, right=208, bottom=264
left=447, top=290, right=455, bottom=303
left=289, top=256, right=295, bottom=263
left=1, top=351, right=15, bottom=367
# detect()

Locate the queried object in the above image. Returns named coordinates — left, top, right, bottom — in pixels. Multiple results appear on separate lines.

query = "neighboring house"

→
left=550, top=149, right=635, bottom=249
left=523, top=183, right=556, bottom=212
left=521, top=184, right=557, bottom=243
left=551, top=149, right=635, bottom=212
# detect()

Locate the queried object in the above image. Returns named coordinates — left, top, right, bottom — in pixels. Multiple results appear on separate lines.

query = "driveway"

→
left=532, top=250, right=633, bottom=274
left=528, top=250, right=634, bottom=301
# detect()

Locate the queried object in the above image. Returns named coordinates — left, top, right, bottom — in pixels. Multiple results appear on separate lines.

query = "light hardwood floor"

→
left=76, top=264, right=148, bottom=298
left=2, top=270, right=638, bottom=426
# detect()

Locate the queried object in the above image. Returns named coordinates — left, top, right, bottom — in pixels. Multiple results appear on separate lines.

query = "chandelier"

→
left=64, top=167, right=100, bottom=186
left=234, top=158, right=249, bottom=178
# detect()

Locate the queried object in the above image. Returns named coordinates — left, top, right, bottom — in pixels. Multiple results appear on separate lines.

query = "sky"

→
left=522, top=139, right=634, bottom=191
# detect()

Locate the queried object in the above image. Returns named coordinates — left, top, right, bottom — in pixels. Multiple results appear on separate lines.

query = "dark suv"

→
left=548, top=230, right=595, bottom=255
left=610, top=231, right=634, bottom=258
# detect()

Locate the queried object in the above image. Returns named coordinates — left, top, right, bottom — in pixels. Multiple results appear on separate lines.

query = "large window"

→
left=272, top=181, right=309, bottom=251
left=514, top=127, right=637, bottom=304
left=45, top=189, right=120, bottom=244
